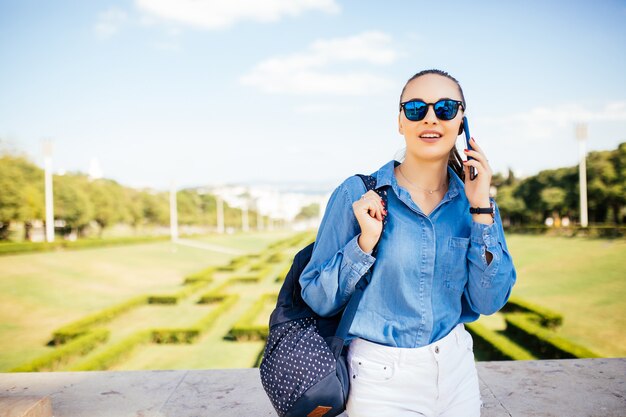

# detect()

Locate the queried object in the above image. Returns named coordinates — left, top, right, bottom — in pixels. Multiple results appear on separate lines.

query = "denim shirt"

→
left=299, top=159, right=517, bottom=348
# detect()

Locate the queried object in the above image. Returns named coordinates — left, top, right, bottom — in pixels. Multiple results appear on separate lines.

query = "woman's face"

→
left=398, top=74, right=464, bottom=162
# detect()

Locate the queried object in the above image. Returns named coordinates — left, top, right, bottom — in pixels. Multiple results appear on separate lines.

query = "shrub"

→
left=464, top=322, right=535, bottom=361
left=504, top=313, right=601, bottom=359
left=11, top=329, right=110, bottom=372
left=501, top=296, right=563, bottom=328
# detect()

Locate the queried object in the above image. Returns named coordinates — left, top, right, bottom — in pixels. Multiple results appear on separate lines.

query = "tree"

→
left=0, top=153, right=44, bottom=240
left=53, top=174, right=94, bottom=235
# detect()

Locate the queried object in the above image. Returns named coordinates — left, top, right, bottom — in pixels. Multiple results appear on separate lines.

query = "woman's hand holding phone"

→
left=353, top=190, right=385, bottom=253
left=462, top=116, right=478, bottom=181
left=463, top=137, right=494, bottom=209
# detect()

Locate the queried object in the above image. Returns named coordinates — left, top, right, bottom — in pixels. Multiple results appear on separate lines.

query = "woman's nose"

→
left=422, top=105, right=438, bottom=123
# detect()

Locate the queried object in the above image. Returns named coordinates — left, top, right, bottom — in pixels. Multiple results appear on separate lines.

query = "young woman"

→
left=299, top=69, right=517, bottom=417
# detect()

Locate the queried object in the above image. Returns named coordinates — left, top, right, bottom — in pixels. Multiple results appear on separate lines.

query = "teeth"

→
left=420, top=134, right=441, bottom=138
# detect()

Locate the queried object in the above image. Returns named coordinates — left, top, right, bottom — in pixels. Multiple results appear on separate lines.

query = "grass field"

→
left=0, top=231, right=624, bottom=372
left=488, top=234, right=626, bottom=358
left=0, top=230, right=295, bottom=371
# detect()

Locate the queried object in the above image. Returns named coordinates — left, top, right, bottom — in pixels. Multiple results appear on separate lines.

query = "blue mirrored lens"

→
left=403, top=101, right=427, bottom=121
left=434, top=100, right=459, bottom=120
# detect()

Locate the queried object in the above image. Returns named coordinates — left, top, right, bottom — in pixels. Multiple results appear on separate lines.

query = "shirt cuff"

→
left=470, top=219, right=499, bottom=249
left=343, top=234, right=376, bottom=276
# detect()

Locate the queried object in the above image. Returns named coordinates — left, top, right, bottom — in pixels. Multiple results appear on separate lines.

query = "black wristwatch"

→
left=469, top=200, right=495, bottom=219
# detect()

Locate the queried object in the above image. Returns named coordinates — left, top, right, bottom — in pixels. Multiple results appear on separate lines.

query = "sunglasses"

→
left=399, top=99, right=464, bottom=122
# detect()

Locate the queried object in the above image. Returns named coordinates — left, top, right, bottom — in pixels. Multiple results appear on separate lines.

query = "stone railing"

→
left=0, top=358, right=624, bottom=416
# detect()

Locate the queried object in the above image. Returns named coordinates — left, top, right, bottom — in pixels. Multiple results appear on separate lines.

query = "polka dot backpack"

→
left=260, top=174, right=388, bottom=417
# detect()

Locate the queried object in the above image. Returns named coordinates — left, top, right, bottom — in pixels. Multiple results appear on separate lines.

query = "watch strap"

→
left=469, top=200, right=495, bottom=218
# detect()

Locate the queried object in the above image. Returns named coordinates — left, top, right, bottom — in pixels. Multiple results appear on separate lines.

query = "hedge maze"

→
left=10, top=230, right=601, bottom=372
left=10, top=231, right=315, bottom=372
left=466, top=295, right=600, bottom=360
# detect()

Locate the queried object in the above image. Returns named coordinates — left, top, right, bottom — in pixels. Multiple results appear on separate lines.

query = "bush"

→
left=11, top=329, right=110, bottom=372
left=52, top=295, right=147, bottom=344
left=183, top=267, right=215, bottom=284
left=504, top=313, right=601, bottom=359
left=69, top=330, right=153, bottom=371
left=227, top=293, right=276, bottom=341
left=0, top=235, right=171, bottom=256
left=501, top=296, right=563, bottom=328
left=464, top=322, right=535, bottom=361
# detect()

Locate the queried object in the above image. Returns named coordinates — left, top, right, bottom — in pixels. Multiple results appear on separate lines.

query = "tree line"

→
left=0, top=151, right=266, bottom=240
left=492, top=142, right=625, bottom=225
left=1, top=142, right=624, bottom=241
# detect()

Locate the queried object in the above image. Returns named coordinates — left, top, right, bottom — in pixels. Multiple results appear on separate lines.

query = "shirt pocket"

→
left=349, top=355, right=395, bottom=383
left=444, top=236, right=470, bottom=294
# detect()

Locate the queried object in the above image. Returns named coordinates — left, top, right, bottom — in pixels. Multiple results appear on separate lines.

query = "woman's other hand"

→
left=352, top=190, right=386, bottom=253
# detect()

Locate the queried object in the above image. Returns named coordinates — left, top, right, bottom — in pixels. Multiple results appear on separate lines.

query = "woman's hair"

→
left=396, top=68, right=467, bottom=182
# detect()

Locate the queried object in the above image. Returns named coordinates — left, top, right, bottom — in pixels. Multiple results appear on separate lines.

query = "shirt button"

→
left=435, top=346, right=439, bottom=354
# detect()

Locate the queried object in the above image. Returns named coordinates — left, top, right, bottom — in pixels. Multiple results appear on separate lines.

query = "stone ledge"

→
left=0, top=395, right=52, bottom=417
left=0, top=358, right=624, bottom=417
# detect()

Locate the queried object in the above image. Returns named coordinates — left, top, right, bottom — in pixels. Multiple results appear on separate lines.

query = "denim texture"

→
left=299, top=159, right=517, bottom=348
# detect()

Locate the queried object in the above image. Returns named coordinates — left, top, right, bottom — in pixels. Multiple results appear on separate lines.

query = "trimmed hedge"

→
left=504, top=225, right=626, bottom=238
left=216, top=264, right=238, bottom=272
left=147, top=280, right=210, bottom=304
left=68, top=295, right=239, bottom=371
left=275, top=263, right=293, bottom=283
left=227, top=293, right=277, bottom=341
left=0, top=235, right=171, bottom=256
left=464, top=322, right=535, bottom=361
left=501, top=295, right=563, bottom=328
left=229, top=273, right=261, bottom=283
left=52, top=295, right=147, bottom=344
left=183, top=267, right=215, bottom=284
left=11, top=329, right=110, bottom=372
left=196, top=280, right=234, bottom=304
left=504, top=312, right=601, bottom=359
left=69, top=330, right=153, bottom=371
left=266, top=252, right=285, bottom=263
left=193, top=294, right=239, bottom=332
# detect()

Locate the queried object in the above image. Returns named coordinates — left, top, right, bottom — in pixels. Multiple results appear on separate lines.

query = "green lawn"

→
left=0, top=230, right=294, bottom=371
left=476, top=234, right=626, bottom=358
left=1, top=231, right=624, bottom=373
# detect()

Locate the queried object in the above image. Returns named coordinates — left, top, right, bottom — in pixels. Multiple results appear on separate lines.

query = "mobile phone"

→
left=462, top=116, right=477, bottom=181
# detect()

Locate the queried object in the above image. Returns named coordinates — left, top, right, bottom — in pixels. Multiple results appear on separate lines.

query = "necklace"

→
left=398, top=165, right=447, bottom=195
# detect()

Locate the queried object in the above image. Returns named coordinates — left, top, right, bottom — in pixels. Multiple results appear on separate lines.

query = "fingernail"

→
left=463, top=149, right=468, bottom=152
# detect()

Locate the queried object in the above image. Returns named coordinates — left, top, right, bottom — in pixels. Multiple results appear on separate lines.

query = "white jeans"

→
left=346, top=323, right=482, bottom=417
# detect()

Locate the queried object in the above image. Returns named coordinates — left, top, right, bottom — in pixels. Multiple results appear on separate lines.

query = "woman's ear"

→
left=398, top=114, right=404, bottom=135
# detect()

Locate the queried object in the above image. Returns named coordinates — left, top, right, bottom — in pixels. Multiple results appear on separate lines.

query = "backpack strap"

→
left=333, top=174, right=389, bottom=343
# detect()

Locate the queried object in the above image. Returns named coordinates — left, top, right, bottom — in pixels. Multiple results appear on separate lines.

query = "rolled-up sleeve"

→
left=299, top=179, right=376, bottom=317
left=465, top=198, right=517, bottom=315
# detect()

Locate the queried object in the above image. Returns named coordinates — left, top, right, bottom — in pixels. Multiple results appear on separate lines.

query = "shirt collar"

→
left=372, top=159, right=462, bottom=199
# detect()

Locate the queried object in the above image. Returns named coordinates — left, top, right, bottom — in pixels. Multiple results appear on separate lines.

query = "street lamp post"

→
left=43, top=139, right=54, bottom=242
left=576, top=123, right=588, bottom=228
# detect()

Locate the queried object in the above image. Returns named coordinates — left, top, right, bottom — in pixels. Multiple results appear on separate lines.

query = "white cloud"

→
left=135, top=0, right=340, bottom=30
left=94, top=8, right=128, bottom=39
left=477, top=101, right=626, bottom=140
left=240, top=31, right=397, bottom=95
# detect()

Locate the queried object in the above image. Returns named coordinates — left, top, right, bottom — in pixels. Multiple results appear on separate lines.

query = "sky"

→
left=1, top=0, right=625, bottom=191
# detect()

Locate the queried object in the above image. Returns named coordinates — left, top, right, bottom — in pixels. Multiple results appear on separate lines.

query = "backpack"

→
left=259, top=174, right=389, bottom=417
